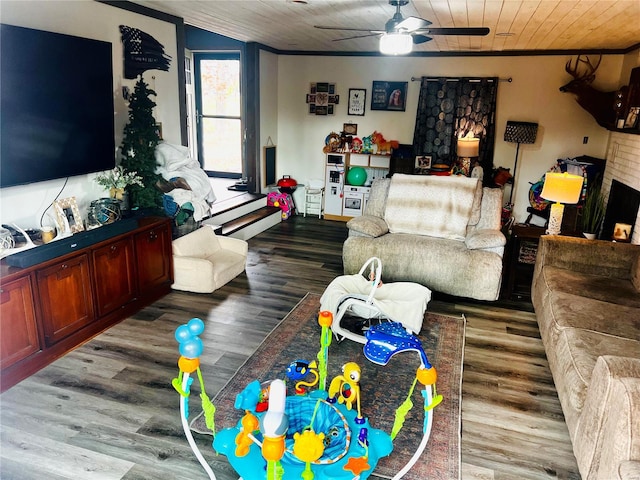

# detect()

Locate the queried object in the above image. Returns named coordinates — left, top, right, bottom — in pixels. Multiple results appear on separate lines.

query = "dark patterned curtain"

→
left=412, top=77, right=498, bottom=185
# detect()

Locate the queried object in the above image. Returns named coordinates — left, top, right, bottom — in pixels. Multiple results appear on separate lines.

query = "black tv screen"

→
left=1, top=24, right=115, bottom=188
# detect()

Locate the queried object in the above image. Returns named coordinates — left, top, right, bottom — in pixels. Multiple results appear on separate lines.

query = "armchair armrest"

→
left=217, top=235, right=249, bottom=256
left=465, top=228, right=506, bottom=250
left=620, top=460, right=640, bottom=480
left=575, top=356, right=640, bottom=480
left=346, top=215, right=389, bottom=238
left=534, top=235, right=638, bottom=280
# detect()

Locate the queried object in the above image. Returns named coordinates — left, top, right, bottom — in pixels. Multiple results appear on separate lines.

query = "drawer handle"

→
left=111, top=245, right=118, bottom=252
left=61, top=264, right=68, bottom=270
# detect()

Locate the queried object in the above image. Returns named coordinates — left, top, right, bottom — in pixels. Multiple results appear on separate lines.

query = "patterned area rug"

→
left=191, top=292, right=465, bottom=480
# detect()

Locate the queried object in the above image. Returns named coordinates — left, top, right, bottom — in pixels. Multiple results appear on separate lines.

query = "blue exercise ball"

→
left=347, top=167, right=367, bottom=186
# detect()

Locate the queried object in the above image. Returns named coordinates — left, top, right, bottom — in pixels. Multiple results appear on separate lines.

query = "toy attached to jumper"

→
left=174, top=305, right=441, bottom=479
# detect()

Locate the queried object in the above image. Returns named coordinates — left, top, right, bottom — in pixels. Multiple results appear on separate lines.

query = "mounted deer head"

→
left=559, top=54, right=618, bottom=129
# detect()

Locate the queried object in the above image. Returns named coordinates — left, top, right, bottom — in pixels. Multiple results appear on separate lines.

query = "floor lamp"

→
left=504, top=121, right=538, bottom=205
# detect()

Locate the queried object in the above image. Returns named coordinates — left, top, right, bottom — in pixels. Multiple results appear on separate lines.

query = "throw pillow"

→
left=364, top=177, right=391, bottom=217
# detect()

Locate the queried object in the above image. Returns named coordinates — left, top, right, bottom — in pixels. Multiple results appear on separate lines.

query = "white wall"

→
left=276, top=54, right=624, bottom=222
left=0, top=0, right=181, bottom=227
left=259, top=50, right=278, bottom=192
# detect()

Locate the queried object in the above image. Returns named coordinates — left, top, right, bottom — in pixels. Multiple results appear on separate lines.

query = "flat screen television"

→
left=1, top=24, right=115, bottom=188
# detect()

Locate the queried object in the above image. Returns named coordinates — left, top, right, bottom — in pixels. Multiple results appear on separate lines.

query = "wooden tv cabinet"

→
left=0, top=216, right=173, bottom=392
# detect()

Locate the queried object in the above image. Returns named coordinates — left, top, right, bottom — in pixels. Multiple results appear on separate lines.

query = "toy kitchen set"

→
left=323, top=152, right=390, bottom=221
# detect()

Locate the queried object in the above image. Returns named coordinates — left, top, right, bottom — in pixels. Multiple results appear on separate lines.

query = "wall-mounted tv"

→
left=1, top=24, right=115, bottom=188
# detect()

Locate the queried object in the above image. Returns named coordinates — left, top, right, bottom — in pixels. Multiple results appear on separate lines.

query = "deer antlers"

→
left=565, top=54, right=602, bottom=83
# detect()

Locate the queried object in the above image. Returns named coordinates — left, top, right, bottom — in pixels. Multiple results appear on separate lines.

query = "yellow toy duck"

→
left=328, top=362, right=362, bottom=419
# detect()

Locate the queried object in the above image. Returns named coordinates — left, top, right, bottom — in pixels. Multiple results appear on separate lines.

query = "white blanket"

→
left=320, top=274, right=431, bottom=334
left=384, top=174, right=479, bottom=241
left=155, top=142, right=216, bottom=221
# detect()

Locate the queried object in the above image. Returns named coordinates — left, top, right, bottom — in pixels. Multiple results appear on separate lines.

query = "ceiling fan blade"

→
left=412, top=34, right=432, bottom=44
left=423, top=27, right=490, bottom=36
left=332, top=32, right=381, bottom=42
left=396, top=16, right=431, bottom=32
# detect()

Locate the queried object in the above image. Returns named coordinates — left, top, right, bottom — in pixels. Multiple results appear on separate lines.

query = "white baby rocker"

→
left=320, top=257, right=432, bottom=344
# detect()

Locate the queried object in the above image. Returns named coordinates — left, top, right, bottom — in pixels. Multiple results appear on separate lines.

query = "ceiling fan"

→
left=314, top=0, right=490, bottom=54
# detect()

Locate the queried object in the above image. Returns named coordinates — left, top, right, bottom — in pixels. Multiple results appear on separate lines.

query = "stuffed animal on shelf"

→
left=371, top=131, right=399, bottom=155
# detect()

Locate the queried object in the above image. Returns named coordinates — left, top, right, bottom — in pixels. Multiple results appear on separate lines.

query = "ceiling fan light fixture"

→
left=379, top=33, right=412, bottom=55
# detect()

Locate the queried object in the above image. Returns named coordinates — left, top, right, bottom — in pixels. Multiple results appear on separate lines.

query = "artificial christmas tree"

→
left=120, top=76, right=163, bottom=210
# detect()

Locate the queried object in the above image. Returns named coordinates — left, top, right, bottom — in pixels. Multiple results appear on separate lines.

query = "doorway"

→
left=194, top=52, right=243, bottom=179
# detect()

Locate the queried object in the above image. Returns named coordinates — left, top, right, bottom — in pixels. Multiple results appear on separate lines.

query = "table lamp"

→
left=456, top=132, right=480, bottom=176
left=540, top=172, right=584, bottom=235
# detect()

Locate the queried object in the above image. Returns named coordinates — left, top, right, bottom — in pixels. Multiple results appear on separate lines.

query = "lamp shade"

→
left=540, top=172, right=584, bottom=204
left=504, top=121, right=538, bottom=144
left=457, top=136, right=480, bottom=157
left=379, top=33, right=412, bottom=55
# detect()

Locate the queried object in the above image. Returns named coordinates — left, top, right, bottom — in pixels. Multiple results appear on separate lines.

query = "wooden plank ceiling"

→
left=129, top=0, right=639, bottom=53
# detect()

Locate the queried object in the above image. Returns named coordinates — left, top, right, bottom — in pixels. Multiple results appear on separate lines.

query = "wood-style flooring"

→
left=0, top=216, right=580, bottom=480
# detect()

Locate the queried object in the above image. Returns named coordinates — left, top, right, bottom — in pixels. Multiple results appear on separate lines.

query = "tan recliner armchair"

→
left=171, top=225, right=248, bottom=293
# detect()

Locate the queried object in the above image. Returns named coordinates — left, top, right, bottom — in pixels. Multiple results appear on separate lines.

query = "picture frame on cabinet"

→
left=54, top=197, right=84, bottom=234
left=415, top=155, right=432, bottom=174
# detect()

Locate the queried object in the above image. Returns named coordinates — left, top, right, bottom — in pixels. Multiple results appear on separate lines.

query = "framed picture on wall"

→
left=348, top=88, right=366, bottom=116
left=371, top=81, right=408, bottom=111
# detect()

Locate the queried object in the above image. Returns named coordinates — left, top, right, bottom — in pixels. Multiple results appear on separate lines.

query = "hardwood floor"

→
left=0, top=216, right=580, bottom=480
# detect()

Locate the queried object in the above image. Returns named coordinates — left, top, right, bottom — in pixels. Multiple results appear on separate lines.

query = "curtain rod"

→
left=410, top=76, right=512, bottom=82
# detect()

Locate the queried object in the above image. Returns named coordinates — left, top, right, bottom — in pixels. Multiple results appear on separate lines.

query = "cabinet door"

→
left=370, top=155, right=391, bottom=168
left=135, top=222, right=172, bottom=291
left=37, top=253, right=95, bottom=346
left=349, top=153, right=369, bottom=166
left=92, top=238, right=136, bottom=317
left=0, top=275, right=41, bottom=369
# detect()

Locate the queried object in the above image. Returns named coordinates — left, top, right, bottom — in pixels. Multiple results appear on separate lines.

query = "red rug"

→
left=191, top=292, right=464, bottom=480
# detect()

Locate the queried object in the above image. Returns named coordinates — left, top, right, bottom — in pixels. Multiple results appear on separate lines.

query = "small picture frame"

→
left=624, top=106, right=639, bottom=129
left=154, top=122, right=163, bottom=140
left=343, top=123, right=358, bottom=135
left=415, top=155, right=432, bottom=174
left=371, top=81, right=408, bottom=111
left=54, top=196, right=84, bottom=234
left=348, top=88, right=366, bottom=116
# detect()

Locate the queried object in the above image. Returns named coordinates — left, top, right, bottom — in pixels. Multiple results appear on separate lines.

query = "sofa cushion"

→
left=384, top=174, right=479, bottom=241
left=343, top=233, right=503, bottom=301
left=543, top=289, right=640, bottom=342
left=544, top=265, right=640, bottom=309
